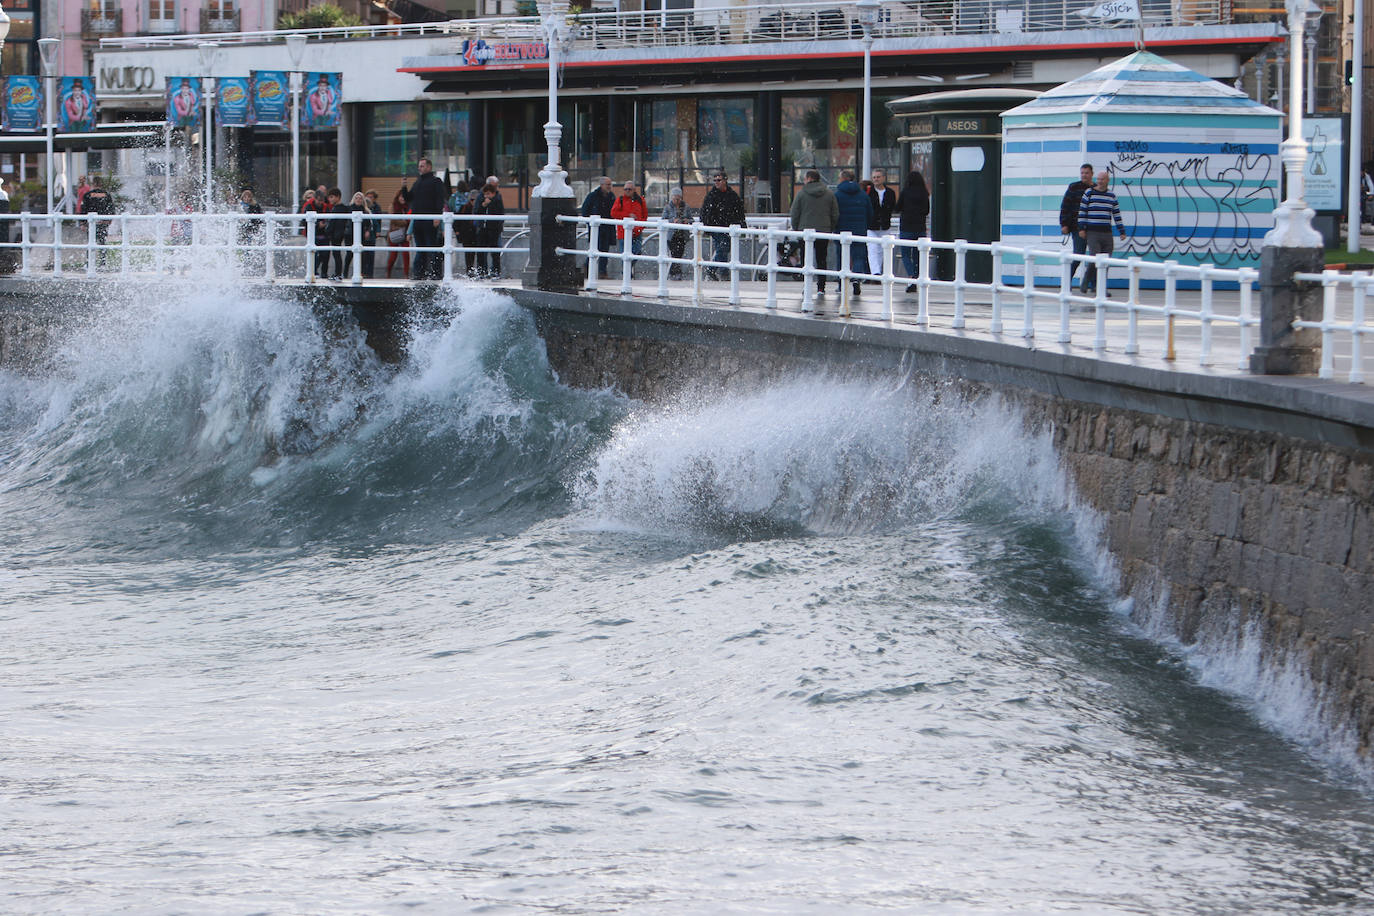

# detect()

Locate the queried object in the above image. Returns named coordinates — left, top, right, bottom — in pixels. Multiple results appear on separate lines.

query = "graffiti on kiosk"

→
left=1108, top=152, right=1276, bottom=267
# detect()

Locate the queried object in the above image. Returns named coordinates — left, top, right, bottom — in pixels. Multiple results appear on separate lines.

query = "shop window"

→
left=362, top=103, right=419, bottom=177
left=423, top=102, right=471, bottom=177
left=695, top=97, right=754, bottom=174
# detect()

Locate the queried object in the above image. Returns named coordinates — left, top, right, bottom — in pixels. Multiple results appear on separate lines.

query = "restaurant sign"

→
left=460, top=39, right=549, bottom=67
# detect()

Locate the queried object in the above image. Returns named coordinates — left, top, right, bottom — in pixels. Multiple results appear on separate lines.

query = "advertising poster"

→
left=1303, top=117, right=1344, bottom=212
left=301, top=72, right=341, bottom=129
left=217, top=76, right=251, bottom=128
left=58, top=76, right=97, bottom=132
left=2, top=75, right=42, bottom=132
left=250, top=70, right=288, bottom=128
left=166, top=77, right=202, bottom=129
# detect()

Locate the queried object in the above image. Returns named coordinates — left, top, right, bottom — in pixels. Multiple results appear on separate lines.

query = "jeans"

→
left=1069, top=227, right=1087, bottom=286
left=899, top=229, right=923, bottom=278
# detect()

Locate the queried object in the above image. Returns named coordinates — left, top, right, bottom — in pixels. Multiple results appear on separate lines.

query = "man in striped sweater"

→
left=1077, top=170, right=1127, bottom=297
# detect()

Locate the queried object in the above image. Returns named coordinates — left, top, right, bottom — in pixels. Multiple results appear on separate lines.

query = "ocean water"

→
left=2, top=282, right=1372, bottom=914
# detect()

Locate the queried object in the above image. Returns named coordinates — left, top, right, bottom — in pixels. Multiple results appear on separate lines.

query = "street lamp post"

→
left=286, top=34, right=306, bottom=213
left=532, top=0, right=572, bottom=199
left=198, top=42, right=219, bottom=212
left=857, top=0, right=879, bottom=182
left=1348, top=0, right=1364, bottom=253
left=38, top=38, right=58, bottom=214
left=1266, top=0, right=1325, bottom=248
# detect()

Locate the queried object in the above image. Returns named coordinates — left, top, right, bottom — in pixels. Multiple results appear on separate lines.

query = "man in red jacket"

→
left=609, top=179, right=648, bottom=259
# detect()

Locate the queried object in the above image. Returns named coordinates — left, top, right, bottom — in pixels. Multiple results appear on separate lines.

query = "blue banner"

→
left=166, top=77, right=202, bottom=129
left=2, top=75, right=42, bottom=132
left=301, top=72, right=341, bottom=129
left=58, top=77, right=96, bottom=132
left=216, top=76, right=251, bottom=128
left=250, top=70, right=288, bottom=128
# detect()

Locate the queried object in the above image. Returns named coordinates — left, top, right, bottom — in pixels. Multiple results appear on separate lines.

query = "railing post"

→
left=1318, top=270, right=1338, bottom=380
left=1058, top=247, right=1072, bottom=343
left=1162, top=260, right=1179, bottom=360
left=351, top=209, right=364, bottom=285
left=52, top=213, right=63, bottom=279
left=1199, top=263, right=1215, bottom=366
left=917, top=237, right=930, bottom=327
left=153, top=215, right=166, bottom=275
left=1238, top=267, right=1257, bottom=370
left=881, top=234, right=894, bottom=321
left=989, top=243, right=1004, bottom=333
left=1351, top=275, right=1368, bottom=383
left=801, top=230, right=815, bottom=313
left=619, top=217, right=634, bottom=294
left=691, top=221, right=703, bottom=302
left=119, top=214, right=130, bottom=277
left=264, top=216, right=276, bottom=281
left=952, top=240, right=966, bottom=328
left=85, top=214, right=97, bottom=277
left=1019, top=247, right=1035, bottom=339
left=441, top=212, right=454, bottom=283
left=305, top=211, right=317, bottom=282
left=19, top=213, right=30, bottom=277
left=728, top=224, right=741, bottom=305
left=655, top=219, right=669, bottom=298
left=839, top=230, right=852, bottom=317
left=765, top=224, right=778, bottom=309
left=585, top=215, right=601, bottom=291
left=1125, top=257, right=1143, bottom=354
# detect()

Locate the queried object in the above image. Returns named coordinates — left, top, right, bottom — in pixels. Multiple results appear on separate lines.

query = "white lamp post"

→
left=531, top=0, right=573, bottom=198
left=857, top=0, right=878, bottom=182
left=38, top=38, right=59, bottom=214
left=198, top=41, right=219, bottom=212
left=286, top=34, right=306, bottom=212
left=1348, top=0, right=1363, bottom=253
left=1266, top=0, right=1326, bottom=248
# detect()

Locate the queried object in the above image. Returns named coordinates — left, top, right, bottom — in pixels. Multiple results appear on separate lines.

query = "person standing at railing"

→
left=363, top=190, right=383, bottom=279
left=865, top=169, right=897, bottom=281
left=662, top=187, right=696, bottom=280
left=346, top=191, right=376, bottom=279
left=455, top=187, right=481, bottom=277
left=75, top=176, right=91, bottom=215
left=701, top=171, right=745, bottom=281
left=834, top=169, right=873, bottom=297
left=1077, top=170, right=1126, bottom=298
left=610, top=179, right=647, bottom=274
left=403, top=157, right=448, bottom=281
left=1059, top=163, right=1093, bottom=291
left=580, top=176, right=616, bottom=280
left=475, top=183, right=506, bottom=278
left=897, top=169, right=929, bottom=293
left=385, top=189, right=412, bottom=279
left=788, top=169, right=839, bottom=295
left=80, top=177, right=115, bottom=271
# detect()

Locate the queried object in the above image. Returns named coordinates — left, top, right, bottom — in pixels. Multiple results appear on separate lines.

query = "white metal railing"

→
left=560, top=214, right=1262, bottom=370
left=1293, top=270, right=1372, bottom=384
left=99, top=0, right=1230, bottom=52
left=0, top=211, right=528, bottom=285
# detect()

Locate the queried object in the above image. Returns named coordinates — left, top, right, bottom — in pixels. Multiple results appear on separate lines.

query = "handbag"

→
left=387, top=228, right=407, bottom=245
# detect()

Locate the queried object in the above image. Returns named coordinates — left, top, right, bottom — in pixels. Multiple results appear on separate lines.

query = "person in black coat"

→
left=1059, top=163, right=1093, bottom=290
left=580, top=176, right=616, bottom=279
left=80, top=177, right=115, bottom=270
left=700, top=171, right=745, bottom=279
left=403, top=157, right=448, bottom=280
left=475, top=183, right=506, bottom=278
left=897, top=170, right=930, bottom=289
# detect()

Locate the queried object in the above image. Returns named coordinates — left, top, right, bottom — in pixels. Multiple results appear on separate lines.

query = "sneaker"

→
left=852, top=282, right=862, bottom=296
left=906, top=283, right=918, bottom=293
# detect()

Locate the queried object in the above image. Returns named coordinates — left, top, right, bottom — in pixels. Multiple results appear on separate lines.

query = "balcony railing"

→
left=146, top=16, right=180, bottom=35
left=101, top=0, right=1240, bottom=51
left=81, top=9, right=123, bottom=38
left=201, top=9, right=242, bottom=33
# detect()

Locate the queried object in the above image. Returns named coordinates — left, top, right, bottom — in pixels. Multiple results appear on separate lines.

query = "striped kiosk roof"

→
left=1002, top=49, right=1281, bottom=117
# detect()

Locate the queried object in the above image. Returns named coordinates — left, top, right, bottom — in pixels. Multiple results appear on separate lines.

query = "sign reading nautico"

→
left=460, top=39, right=549, bottom=67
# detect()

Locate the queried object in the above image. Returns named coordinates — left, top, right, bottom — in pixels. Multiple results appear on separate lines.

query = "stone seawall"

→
left=528, top=298, right=1374, bottom=755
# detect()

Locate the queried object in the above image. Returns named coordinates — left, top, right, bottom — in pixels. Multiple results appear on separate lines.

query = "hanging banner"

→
left=250, top=70, right=289, bottom=128
left=58, top=77, right=97, bottom=132
left=217, top=76, right=251, bottom=128
left=301, top=72, right=341, bottom=129
left=166, top=77, right=202, bottom=129
left=2, top=76, right=43, bottom=132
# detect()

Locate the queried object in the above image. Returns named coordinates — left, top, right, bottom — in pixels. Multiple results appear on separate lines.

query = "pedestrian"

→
left=385, top=188, right=411, bottom=279
left=700, top=171, right=745, bottom=280
left=834, top=169, right=872, bottom=296
left=475, top=183, right=505, bottom=278
left=363, top=189, right=382, bottom=278
left=788, top=169, right=839, bottom=294
left=403, top=156, right=447, bottom=280
left=75, top=175, right=92, bottom=214
left=610, top=179, right=648, bottom=272
left=456, top=187, right=480, bottom=276
left=1362, top=162, right=1373, bottom=226
left=80, top=176, right=115, bottom=270
left=662, top=187, right=695, bottom=280
left=866, top=168, right=897, bottom=280
left=1060, top=163, right=1094, bottom=290
left=237, top=186, right=264, bottom=242
left=580, top=176, right=616, bottom=279
left=323, top=187, right=349, bottom=279
left=897, top=170, right=930, bottom=291
left=1077, top=169, right=1127, bottom=297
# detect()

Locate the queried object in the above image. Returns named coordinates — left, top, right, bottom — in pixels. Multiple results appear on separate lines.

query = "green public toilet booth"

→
left=890, top=89, right=1037, bottom=282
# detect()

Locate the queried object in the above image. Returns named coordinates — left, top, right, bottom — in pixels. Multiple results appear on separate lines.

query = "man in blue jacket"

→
left=834, top=169, right=873, bottom=296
